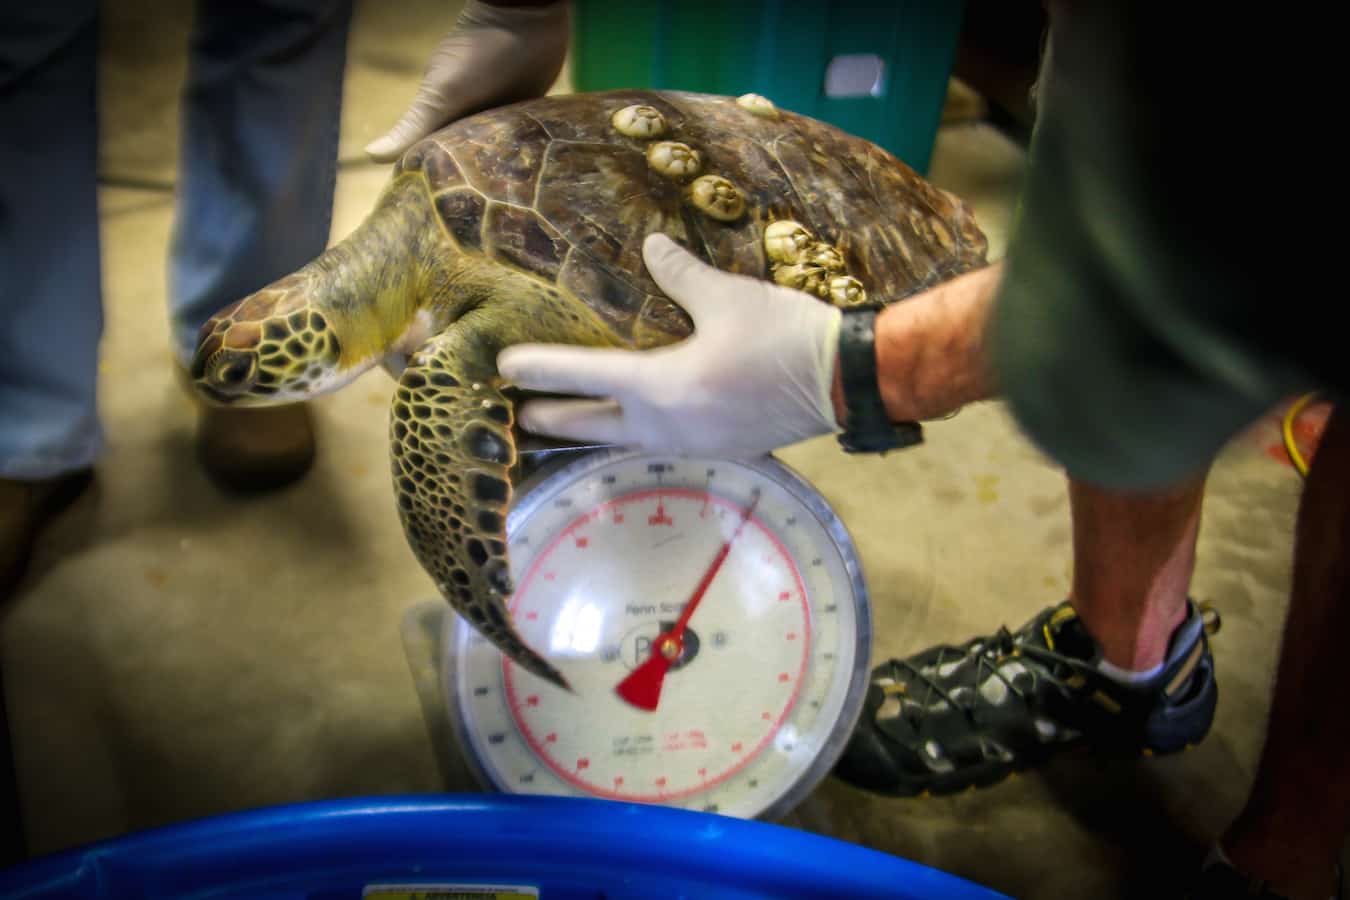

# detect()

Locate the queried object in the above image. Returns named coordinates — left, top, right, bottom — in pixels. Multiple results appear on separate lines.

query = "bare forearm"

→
left=831, top=261, right=1004, bottom=424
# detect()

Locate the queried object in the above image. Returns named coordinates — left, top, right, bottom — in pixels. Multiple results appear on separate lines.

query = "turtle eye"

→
left=220, top=358, right=253, bottom=384
left=210, top=352, right=258, bottom=393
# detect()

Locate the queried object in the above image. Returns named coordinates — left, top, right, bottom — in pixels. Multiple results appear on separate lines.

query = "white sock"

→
left=1096, top=657, right=1164, bottom=684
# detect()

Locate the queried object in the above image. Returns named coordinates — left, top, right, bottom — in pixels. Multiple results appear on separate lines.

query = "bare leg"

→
left=1068, top=474, right=1206, bottom=670
left=1220, top=406, right=1350, bottom=900
left=869, top=258, right=1205, bottom=672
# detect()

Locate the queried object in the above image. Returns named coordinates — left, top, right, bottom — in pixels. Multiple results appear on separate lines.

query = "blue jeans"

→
left=0, top=0, right=353, bottom=480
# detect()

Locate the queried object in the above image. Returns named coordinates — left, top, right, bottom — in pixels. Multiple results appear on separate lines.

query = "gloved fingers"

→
left=498, top=343, right=643, bottom=398
left=642, top=233, right=757, bottom=323
left=365, top=79, right=457, bottom=162
left=515, top=398, right=628, bottom=445
left=365, top=1, right=570, bottom=164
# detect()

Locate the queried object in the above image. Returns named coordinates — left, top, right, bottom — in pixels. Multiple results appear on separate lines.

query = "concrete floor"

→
left=1, top=1, right=1326, bottom=897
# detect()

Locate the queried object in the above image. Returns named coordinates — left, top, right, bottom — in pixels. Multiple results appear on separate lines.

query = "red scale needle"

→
left=615, top=490, right=761, bottom=711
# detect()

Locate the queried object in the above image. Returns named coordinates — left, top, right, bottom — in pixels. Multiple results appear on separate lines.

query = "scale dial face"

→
left=448, top=448, right=871, bottom=820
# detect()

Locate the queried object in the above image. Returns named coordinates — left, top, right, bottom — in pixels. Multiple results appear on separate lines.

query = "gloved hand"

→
left=365, top=0, right=570, bottom=162
left=498, top=234, right=844, bottom=458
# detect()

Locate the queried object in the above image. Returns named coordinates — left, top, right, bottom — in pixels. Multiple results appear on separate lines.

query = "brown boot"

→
left=1, top=469, right=94, bottom=600
left=196, top=403, right=316, bottom=494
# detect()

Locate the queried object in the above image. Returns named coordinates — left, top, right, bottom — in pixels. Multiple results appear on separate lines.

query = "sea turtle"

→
left=189, top=89, right=988, bottom=690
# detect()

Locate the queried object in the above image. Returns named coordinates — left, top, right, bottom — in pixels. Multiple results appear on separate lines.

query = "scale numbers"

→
left=448, top=449, right=871, bottom=821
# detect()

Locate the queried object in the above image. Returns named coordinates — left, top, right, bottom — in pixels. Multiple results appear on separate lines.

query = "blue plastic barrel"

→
left=0, top=795, right=1009, bottom=899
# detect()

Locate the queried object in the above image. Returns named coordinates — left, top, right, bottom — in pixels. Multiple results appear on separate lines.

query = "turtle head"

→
left=190, top=274, right=362, bottom=406
left=191, top=177, right=457, bottom=406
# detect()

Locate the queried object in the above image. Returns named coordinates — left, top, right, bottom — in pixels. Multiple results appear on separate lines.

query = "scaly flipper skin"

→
left=392, top=316, right=571, bottom=689
left=392, top=275, right=623, bottom=693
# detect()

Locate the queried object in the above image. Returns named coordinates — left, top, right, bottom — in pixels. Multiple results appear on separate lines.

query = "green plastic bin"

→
left=572, top=0, right=966, bottom=174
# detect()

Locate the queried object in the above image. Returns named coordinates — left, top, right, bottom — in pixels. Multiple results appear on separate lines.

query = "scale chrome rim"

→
left=444, top=446, right=873, bottom=821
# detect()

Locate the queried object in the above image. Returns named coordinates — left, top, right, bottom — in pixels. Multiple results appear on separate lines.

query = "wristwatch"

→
left=835, top=305, right=924, bottom=454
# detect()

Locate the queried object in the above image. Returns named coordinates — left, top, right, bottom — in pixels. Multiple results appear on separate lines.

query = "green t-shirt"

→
left=990, top=5, right=1329, bottom=489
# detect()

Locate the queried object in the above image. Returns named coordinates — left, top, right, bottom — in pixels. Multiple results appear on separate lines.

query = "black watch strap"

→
left=836, top=306, right=923, bottom=454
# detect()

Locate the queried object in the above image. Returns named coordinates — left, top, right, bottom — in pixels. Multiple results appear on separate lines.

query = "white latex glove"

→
left=498, top=234, right=844, bottom=458
left=365, top=0, right=570, bottom=162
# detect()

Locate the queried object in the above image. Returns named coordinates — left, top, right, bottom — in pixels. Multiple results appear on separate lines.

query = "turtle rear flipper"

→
left=393, top=314, right=570, bottom=691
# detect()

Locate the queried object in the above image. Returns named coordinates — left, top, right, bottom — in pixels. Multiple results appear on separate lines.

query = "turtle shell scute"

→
left=409, top=89, right=988, bottom=343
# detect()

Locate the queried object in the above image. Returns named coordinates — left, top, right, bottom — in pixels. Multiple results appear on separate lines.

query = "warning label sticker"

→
left=363, top=885, right=538, bottom=900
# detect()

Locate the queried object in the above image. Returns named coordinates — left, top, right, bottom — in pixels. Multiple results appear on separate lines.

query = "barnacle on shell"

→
left=829, top=275, right=867, bottom=306
left=611, top=104, right=667, bottom=138
left=773, top=263, right=829, bottom=296
left=736, top=93, right=778, bottom=118
left=687, top=175, right=746, bottom=222
left=805, top=242, right=845, bottom=273
left=764, top=220, right=813, bottom=265
left=646, top=141, right=702, bottom=178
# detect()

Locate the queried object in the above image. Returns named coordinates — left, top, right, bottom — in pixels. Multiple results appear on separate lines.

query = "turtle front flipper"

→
left=393, top=317, right=569, bottom=691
